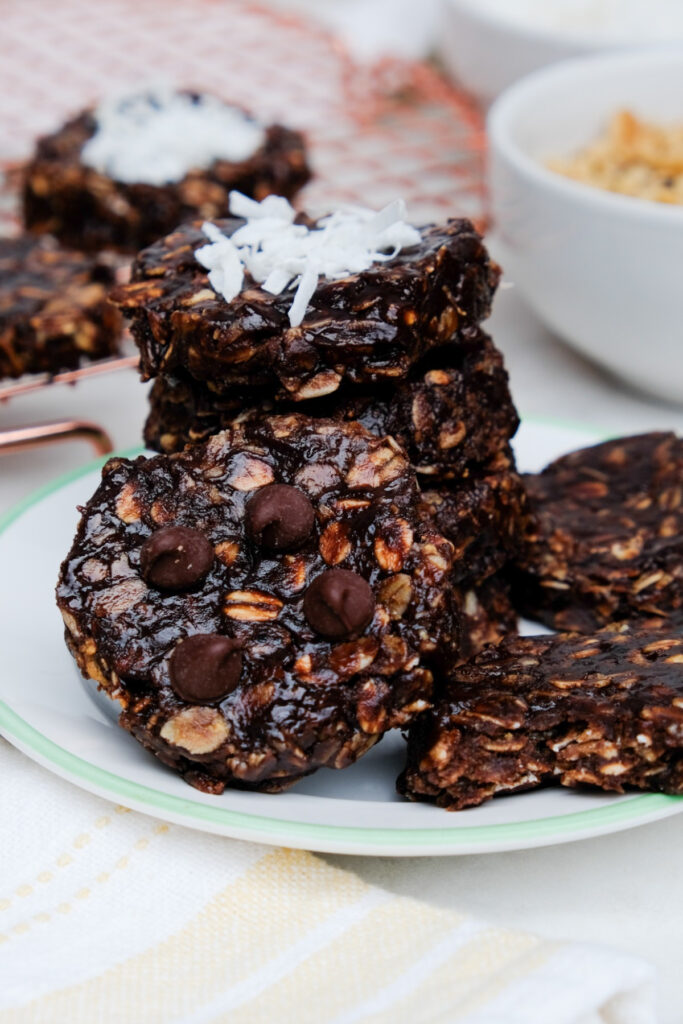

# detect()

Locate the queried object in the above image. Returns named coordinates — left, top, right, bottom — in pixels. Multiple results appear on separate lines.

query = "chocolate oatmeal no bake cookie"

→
left=512, top=433, right=683, bottom=632
left=57, top=416, right=459, bottom=792
left=23, top=96, right=310, bottom=253
left=398, top=619, right=683, bottom=810
left=142, top=330, right=518, bottom=479
left=0, top=235, right=121, bottom=380
left=111, top=217, right=500, bottom=398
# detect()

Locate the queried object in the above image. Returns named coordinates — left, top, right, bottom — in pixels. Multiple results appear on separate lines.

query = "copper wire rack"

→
left=0, top=0, right=486, bottom=458
left=0, top=355, right=140, bottom=457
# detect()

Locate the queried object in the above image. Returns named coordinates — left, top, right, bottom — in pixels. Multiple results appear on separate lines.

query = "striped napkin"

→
left=0, top=739, right=655, bottom=1024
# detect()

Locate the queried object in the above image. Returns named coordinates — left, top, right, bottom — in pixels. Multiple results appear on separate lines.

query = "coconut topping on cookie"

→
left=81, top=89, right=265, bottom=185
left=195, top=193, right=421, bottom=326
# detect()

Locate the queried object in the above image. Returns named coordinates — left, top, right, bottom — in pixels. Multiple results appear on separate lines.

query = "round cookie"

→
left=23, top=93, right=310, bottom=253
left=57, top=415, right=459, bottom=793
left=111, top=216, right=499, bottom=396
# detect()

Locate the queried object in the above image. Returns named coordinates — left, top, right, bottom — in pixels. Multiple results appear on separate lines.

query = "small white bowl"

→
left=439, top=0, right=604, bottom=106
left=488, top=48, right=683, bottom=405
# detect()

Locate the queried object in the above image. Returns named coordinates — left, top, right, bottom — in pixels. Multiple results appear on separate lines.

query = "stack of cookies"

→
left=53, top=197, right=531, bottom=794
left=112, top=201, right=527, bottom=666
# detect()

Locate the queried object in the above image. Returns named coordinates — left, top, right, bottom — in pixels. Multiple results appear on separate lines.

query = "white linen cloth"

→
left=0, top=739, right=655, bottom=1023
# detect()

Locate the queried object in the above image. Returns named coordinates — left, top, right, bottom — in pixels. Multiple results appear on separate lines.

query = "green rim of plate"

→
left=0, top=428, right=680, bottom=850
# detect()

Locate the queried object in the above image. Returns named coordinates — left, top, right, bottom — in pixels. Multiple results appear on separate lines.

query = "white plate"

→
left=1, top=419, right=681, bottom=855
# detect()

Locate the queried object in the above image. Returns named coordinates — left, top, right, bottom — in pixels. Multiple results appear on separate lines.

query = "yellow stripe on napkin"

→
left=0, top=742, right=655, bottom=1024
left=1, top=848, right=542, bottom=1024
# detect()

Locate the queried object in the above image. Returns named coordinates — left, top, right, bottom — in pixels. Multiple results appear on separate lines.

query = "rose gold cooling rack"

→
left=0, top=0, right=486, bottom=457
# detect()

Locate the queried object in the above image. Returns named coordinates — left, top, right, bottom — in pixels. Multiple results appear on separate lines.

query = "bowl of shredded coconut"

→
left=488, top=47, right=683, bottom=404
left=440, top=0, right=683, bottom=105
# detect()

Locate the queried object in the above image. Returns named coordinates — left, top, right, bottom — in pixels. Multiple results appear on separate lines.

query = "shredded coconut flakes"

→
left=195, top=192, right=422, bottom=327
left=81, top=89, right=265, bottom=186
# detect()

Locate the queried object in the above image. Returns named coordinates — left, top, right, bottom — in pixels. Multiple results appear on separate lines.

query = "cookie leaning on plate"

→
left=398, top=619, right=683, bottom=811
left=56, top=416, right=459, bottom=793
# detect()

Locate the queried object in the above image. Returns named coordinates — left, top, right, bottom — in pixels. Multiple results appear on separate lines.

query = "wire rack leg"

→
left=0, top=420, right=113, bottom=457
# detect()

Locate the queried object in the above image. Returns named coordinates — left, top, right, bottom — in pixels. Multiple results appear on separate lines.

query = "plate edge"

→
left=2, top=700, right=681, bottom=854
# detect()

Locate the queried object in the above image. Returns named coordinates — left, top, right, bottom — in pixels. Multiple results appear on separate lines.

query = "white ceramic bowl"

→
left=488, top=48, right=683, bottom=405
left=439, top=0, right=604, bottom=106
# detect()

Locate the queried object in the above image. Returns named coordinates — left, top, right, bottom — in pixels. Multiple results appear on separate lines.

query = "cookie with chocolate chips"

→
left=57, top=415, right=459, bottom=793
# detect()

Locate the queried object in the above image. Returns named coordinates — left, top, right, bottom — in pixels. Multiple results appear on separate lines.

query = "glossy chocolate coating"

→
left=169, top=633, right=242, bottom=703
left=304, top=569, right=376, bottom=639
left=246, top=484, right=314, bottom=551
left=140, top=525, right=214, bottom=590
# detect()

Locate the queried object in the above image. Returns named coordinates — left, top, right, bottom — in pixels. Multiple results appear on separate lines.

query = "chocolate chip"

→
left=169, top=634, right=242, bottom=704
left=140, top=526, right=214, bottom=591
left=304, top=569, right=376, bottom=639
left=246, top=483, right=315, bottom=552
